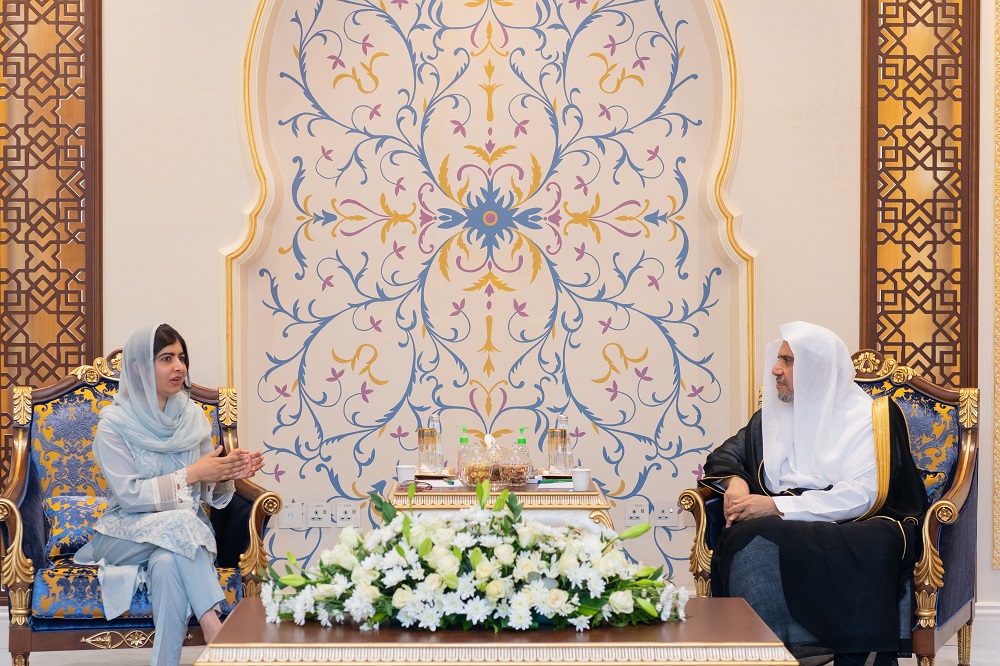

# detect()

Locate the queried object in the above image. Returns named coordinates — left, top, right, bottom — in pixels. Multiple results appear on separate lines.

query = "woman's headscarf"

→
left=761, top=321, right=876, bottom=492
left=100, top=323, right=209, bottom=453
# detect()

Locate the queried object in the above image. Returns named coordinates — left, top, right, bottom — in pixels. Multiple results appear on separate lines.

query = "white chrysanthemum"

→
left=439, top=591, right=464, bottom=615
left=363, top=529, right=382, bottom=551
left=585, top=570, right=607, bottom=598
left=457, top=572, right=477, bottom=599
left=343, top=588, right=376, bottom=623
left=464, top=596, right=491, bottom=624
left=568, top=615, right=591, bottom=632
left=508, top=605, right=533, bottom=630
left=452, top=532, right=476, bottom=550
left=512, top=554, right=538, bottom=581
left=417, top=604, right=443, bottom=631
left=382, top=566, right=408, bottom=588
left=330, top=573, right=351, bottom=597
left=382, top=548, right=407, bottom=569
left=317, top=605, right=332, bottom=628
left=478, top=534, right=504, bottom=549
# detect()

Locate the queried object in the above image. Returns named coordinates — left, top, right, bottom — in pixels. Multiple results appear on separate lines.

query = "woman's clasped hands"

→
left=187, top=446, right=265, bottom=484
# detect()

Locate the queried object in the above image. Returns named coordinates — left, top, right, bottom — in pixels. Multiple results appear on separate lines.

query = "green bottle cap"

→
left=458, top=426, right=469, bottom=444
left=517, top=427, right=527, bottom=445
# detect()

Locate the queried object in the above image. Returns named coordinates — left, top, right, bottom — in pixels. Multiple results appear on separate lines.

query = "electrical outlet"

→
left=307, top=503, right=330, bottom=526
left=277, top=502, right=304, bottom=529
left=336, top=501, right=359, bottom=527
left=624, top=499, right=648, bottom=526
left=652, top=501, right=683, bottom=528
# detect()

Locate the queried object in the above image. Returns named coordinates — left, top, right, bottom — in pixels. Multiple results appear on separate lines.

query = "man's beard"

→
left=777, top=389, right=793, bottom=403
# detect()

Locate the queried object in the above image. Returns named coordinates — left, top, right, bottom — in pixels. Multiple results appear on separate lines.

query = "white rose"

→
left=426, top=545, right=450, bottom=568
left=331, top=544, right=359, bottom=570
left=557, top=552, right=579, bottom=575
left=485, top=579, right=506, bottom=600
left=339, top=526, right=360, bottom=549
left=548, top=588, right=570, bottom=612
left=320, top=549, right=337, bottom=567
left=435, top=552, right=461, bottom=576
left=392, top=587, right=412, bottom=609
left=424, top=573, right=445, bottom=593
left=313, top=583, right=339, bottom=601
left=434, top=527, right=456, bottom=546
left=597, top=551, right=625, bottom=577
left=493, top=544, right=515, bottom=566
left=475, top=559, right=497, bottom=580
left=608, top=590, right=634, bottom=614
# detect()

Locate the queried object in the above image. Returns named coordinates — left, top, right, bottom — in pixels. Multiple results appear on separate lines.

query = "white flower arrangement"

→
left=263, top=482, right=689, bottom=632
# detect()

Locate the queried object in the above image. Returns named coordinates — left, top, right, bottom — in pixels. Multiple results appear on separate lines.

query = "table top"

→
left=387, top=480, right=612, bottom=510
left=195, top=597, right=795, bottom=665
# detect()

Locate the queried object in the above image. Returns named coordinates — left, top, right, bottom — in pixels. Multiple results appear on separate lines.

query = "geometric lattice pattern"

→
left=0, top=0, right=100, bottom=483
left=867, top=0, right=977, bottom=388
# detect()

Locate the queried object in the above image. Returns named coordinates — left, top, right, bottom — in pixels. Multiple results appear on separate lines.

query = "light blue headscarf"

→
left=100, top=324, right=209, bottom=453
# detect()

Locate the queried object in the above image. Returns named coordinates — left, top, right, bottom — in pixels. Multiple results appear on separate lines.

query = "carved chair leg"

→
left=917, top=654, right=935, bottom=666
left=958, top=622, right=972, bottom=666
left=11, top=652, right=29, bottom=666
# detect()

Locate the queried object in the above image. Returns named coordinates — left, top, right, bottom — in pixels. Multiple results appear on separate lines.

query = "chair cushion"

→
left=43, top=495, right=106, bottom=564
left=31, top=563, right=243, bottom=620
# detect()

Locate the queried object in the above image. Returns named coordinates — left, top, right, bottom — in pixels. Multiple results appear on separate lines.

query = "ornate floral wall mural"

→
left=244, top=0, right=740, bottom=578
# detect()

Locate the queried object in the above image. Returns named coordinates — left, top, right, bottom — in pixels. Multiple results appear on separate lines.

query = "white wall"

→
left=101, top=0, right=258, bottom=382
left=101, top=0, right=999, bottom=649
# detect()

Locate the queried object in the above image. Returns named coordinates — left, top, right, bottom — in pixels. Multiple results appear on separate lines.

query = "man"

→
left=702, top=322, right=927, bottom=666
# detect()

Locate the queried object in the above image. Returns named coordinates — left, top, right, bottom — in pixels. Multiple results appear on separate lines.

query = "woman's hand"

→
left=187, top=446, right=253, bottom=484
left=232, top=449, right=266, bottom=480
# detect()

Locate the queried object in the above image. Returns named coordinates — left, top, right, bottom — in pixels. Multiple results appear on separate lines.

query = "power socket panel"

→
left=277, top=502, right=305, bottom=529
left=624, top=499, right=648, bottom=526
left=307, top=503, right=331, bottom=526
left=336, top=501, right=359, bottom=528
left=652, top=501, right=684, bottom=528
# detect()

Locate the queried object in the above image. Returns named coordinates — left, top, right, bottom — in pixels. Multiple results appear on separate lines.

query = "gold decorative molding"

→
left=678, top=488, right=712, bottom=597
left=993, top=0, right=1000, bottom=573
left=12, top=387, right=31, bottom=426
left=219, top=387, right=238, bottom=427
left=12, top=654, right=26, bottom=666
left=70, top=354, right=120, bottom=384
left=915, top=518, right=946, bottom=589
left=958, top=623, right=972, bottom=666
left=0, top=498, right=35, bottom=626
left=239, top=491, right=282, bottom=589
left=81, top=629, right=154, bottom=649
left=589, top=509, right=613, bottom=530
left=914, top=589, right=937, bottom=628
left=852, top=352, right=916, bottom=384
left=957, top=388, right=978, bottom=429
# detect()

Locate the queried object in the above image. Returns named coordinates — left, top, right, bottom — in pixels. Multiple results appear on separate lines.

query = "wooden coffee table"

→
left=195, top=597, right=795, bottom=665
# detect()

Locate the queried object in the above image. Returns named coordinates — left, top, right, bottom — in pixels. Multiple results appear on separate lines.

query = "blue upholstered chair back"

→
left=855, top=378, right=960, bottom=504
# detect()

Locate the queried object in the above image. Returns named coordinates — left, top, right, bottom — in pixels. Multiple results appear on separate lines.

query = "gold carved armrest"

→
left=678, top=486, right=715, bottom=598
left=0, top=498, right=35, bottom=628
left=234, top=477, right=282, bottom=598
left=913, top=388, right=978, bottom=629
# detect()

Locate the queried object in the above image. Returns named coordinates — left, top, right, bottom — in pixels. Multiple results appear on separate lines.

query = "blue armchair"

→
left=0, top=350, right=282, bottom=665
left=679, top=349, right=977, bottom=666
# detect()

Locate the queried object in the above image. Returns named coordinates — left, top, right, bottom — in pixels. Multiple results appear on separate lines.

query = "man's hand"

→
left=726, top=494, right=782, bottom=526
left=723, top=477, right=751, bottom=526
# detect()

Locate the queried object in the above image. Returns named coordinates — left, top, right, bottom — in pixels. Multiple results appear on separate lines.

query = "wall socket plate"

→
left=277, top=502, right=304, bottom=529
left=652, top=501, right=683, bottom=528
left=336, top=502, right=359, bottom=527
left=307, top=503, right=331, bottom=526
left=624, top=499, right=648, bottom=526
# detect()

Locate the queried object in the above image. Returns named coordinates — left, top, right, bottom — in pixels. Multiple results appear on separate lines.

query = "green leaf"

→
left=278, top=573, right=308, bottom=588
left=403, top=513, right=412, bottom=544
left=469, top=547, right=484, bottom=568
left=441, top=573, right=459, bottom=589
left=418, top=537, right=433, bottom=557
left=617, top=523, right=652, bottom=540
left=370, top=491, right=394, bottom=524
left=636, top=597, right=658, bottom=617
left=493, top=489, right=509, bottom=512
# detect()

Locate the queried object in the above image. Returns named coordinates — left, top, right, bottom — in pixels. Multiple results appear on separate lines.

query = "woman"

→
left=75, top=323, right=265, bottom=666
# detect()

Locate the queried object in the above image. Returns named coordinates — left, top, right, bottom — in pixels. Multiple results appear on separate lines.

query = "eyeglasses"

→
left=398, top=480, right=433, bottom=492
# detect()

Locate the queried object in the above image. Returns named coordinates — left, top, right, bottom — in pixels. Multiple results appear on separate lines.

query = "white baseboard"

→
left=971, top=602, right=1000, bottom=652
